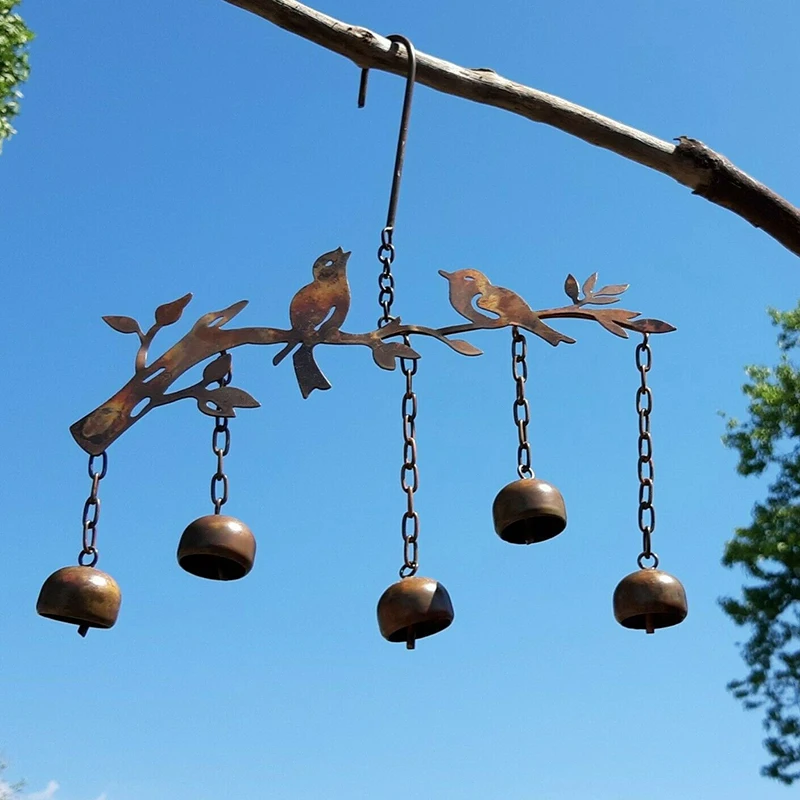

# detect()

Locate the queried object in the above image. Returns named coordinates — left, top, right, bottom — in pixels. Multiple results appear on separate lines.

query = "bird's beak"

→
left=438, top=269, right=451, bottom=279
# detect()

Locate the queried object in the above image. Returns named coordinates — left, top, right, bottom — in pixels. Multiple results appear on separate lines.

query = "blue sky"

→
left=3, top=1, right=800, bottom=798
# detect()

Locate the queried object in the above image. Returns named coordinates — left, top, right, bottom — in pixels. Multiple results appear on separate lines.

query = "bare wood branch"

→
left=222, top=0, right=800, bottom=259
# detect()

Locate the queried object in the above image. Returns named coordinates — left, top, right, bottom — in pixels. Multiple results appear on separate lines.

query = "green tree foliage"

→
left=722, top=304, right=800, bottom=784
left=0, top=0, right=33, bottom=150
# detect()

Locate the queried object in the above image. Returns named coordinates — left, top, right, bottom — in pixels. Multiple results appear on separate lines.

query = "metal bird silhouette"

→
left=438, top=268, right=576, bottom=346
left=273, top=247, right=352, bottom=397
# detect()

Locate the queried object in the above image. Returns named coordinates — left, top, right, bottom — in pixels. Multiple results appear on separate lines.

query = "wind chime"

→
left=36, top=36, right=688, bottom=645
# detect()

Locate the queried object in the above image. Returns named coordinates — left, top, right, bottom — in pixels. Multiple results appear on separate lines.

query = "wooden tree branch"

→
left=223, top=0, right=800, bottom=259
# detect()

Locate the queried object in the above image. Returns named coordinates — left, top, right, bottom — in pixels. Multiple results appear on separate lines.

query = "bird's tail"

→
left=293, top=345, right=332, bottom=398
left=531, top=323, right=576, bottom=347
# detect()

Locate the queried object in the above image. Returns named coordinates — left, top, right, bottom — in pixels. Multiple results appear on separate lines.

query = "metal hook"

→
left=358, top=34, right=417, bottom=232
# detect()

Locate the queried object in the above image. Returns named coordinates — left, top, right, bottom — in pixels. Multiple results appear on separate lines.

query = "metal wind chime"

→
left=37, top=37, right=688, bottom=647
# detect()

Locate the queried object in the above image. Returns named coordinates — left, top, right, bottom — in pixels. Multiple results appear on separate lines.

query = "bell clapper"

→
left=78, top=624, right=89, bottom=638
left=406, top=625, right=416, bottom=650
left=645, top=614, right=654, bottom=635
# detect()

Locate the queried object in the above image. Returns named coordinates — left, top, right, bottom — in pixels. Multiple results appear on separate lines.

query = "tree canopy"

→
left=0, top=0, right=32, bottom=150
left=722, top=304, right=800, bottom=784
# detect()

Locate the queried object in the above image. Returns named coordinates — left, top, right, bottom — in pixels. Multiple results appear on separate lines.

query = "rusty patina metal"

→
left=37, top=565, right=122, bottom=636
left=177, top=514, right=256, bottom=581
left=613, top=568, right=688, bottom=634
left=492, top=478, right=567, bottom=545
left=71, top=250, right=675, bottom=455
left=377, top=576, right=454, bottom=649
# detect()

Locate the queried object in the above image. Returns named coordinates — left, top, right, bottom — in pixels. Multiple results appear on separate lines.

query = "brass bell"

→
left=36, top=565, right=121, bottom=636
left=613, top=567, right=688, bottom=633
left=377, top=576, right=454, bottom=649
left=492, top=477, right=567, bottom=544
left=177, top=514, right=256, bottom=581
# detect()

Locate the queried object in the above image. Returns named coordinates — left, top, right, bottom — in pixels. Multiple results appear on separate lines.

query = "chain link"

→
left=511, top=327, right=534, bottom=480
left=377, top=227, right=396, bottom=327
left=211, top=352, right=232, bottom=514
left=399, top=336, right=420, bottom=577
left=78, top=451, right=108, bottom=567
left=635, top=334, right=658, bottom=569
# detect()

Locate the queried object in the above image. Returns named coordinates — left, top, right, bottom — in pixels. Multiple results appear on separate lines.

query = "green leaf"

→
left=720, top=301, right=800, bottom=784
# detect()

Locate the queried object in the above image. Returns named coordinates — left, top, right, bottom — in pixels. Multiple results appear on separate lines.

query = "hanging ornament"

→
left=37, top=452, right=121, bottom=636
left=357, top=35, right=455, bottom=650
left=54, top=34, right=683, bottom=644
left=613, top=334, right=688, bottom=633
left=492, top=326, right=567, bottom=544
left=177, top=352, right=256, bottom=581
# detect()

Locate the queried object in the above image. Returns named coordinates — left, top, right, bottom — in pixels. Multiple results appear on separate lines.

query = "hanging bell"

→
left=36, top=565, right=121, bottom=636
left=177, top=514, right=256, bottom=581
left=613, top=567, right=688, bottom=633
left=377, top=576, right=454, bottom=649
left=492, top=477, right=567, bottom=545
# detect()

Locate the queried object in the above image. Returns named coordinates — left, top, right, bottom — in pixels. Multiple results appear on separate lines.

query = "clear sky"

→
left=3, top=1, right=800, bottom=798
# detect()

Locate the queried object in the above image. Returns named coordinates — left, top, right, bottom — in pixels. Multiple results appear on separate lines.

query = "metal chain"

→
left=362, top=34, right=419, bottom=572
left=399, top=336, right=420, bottom=577
left=210, top=352, right=232, bottom=514
left=78, top=451, right=108, bottom=567
left=635, top=334, right=658, bottom=569
left=377, top=227, right=396, bottom=327
left=512, top=327, right=534, bottom=480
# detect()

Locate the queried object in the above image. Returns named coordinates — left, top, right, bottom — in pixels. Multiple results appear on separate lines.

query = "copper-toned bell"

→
left=177, top=514, right=256, bottom=581
left=492, top=477, right=567, bottom=544
left=613, top=568, right=688, bottom=633
left=37, top=565, right=121, bottom=635
left=377, top=576, right=454, bottom=649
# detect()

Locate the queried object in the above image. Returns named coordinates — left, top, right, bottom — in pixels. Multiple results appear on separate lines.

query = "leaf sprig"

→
left=103, top=293, right=192, bottom=372
left=564, top=272, right=629, bottom=306
left=189, top=352, right=260, bottom=418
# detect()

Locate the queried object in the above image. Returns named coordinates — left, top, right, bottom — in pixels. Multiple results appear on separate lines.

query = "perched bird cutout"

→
left=273, top=247, right=352, bottom=397
left=438, top=269, right=576, bottom=346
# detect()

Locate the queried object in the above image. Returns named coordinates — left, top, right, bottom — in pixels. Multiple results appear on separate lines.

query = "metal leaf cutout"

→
left=564, top=274, right=580, bottom=303
left=582, top=273, right=598, bottom=296
left=596, top=318, right=629, bottom=338
left=447, top=339, right=482, bottom=356
left=196, top=300, right=248, bottom=331
left=627, top=318, right=677, bottom=334
left=372, top=342, right=420, bottom=370
left=155, top=293, right=192, bottom=326
left=596, top=284, right=629, bottom=296
left=215, top=387, right=260, bottom=409
left=103, top=315, right=141, bottom=335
